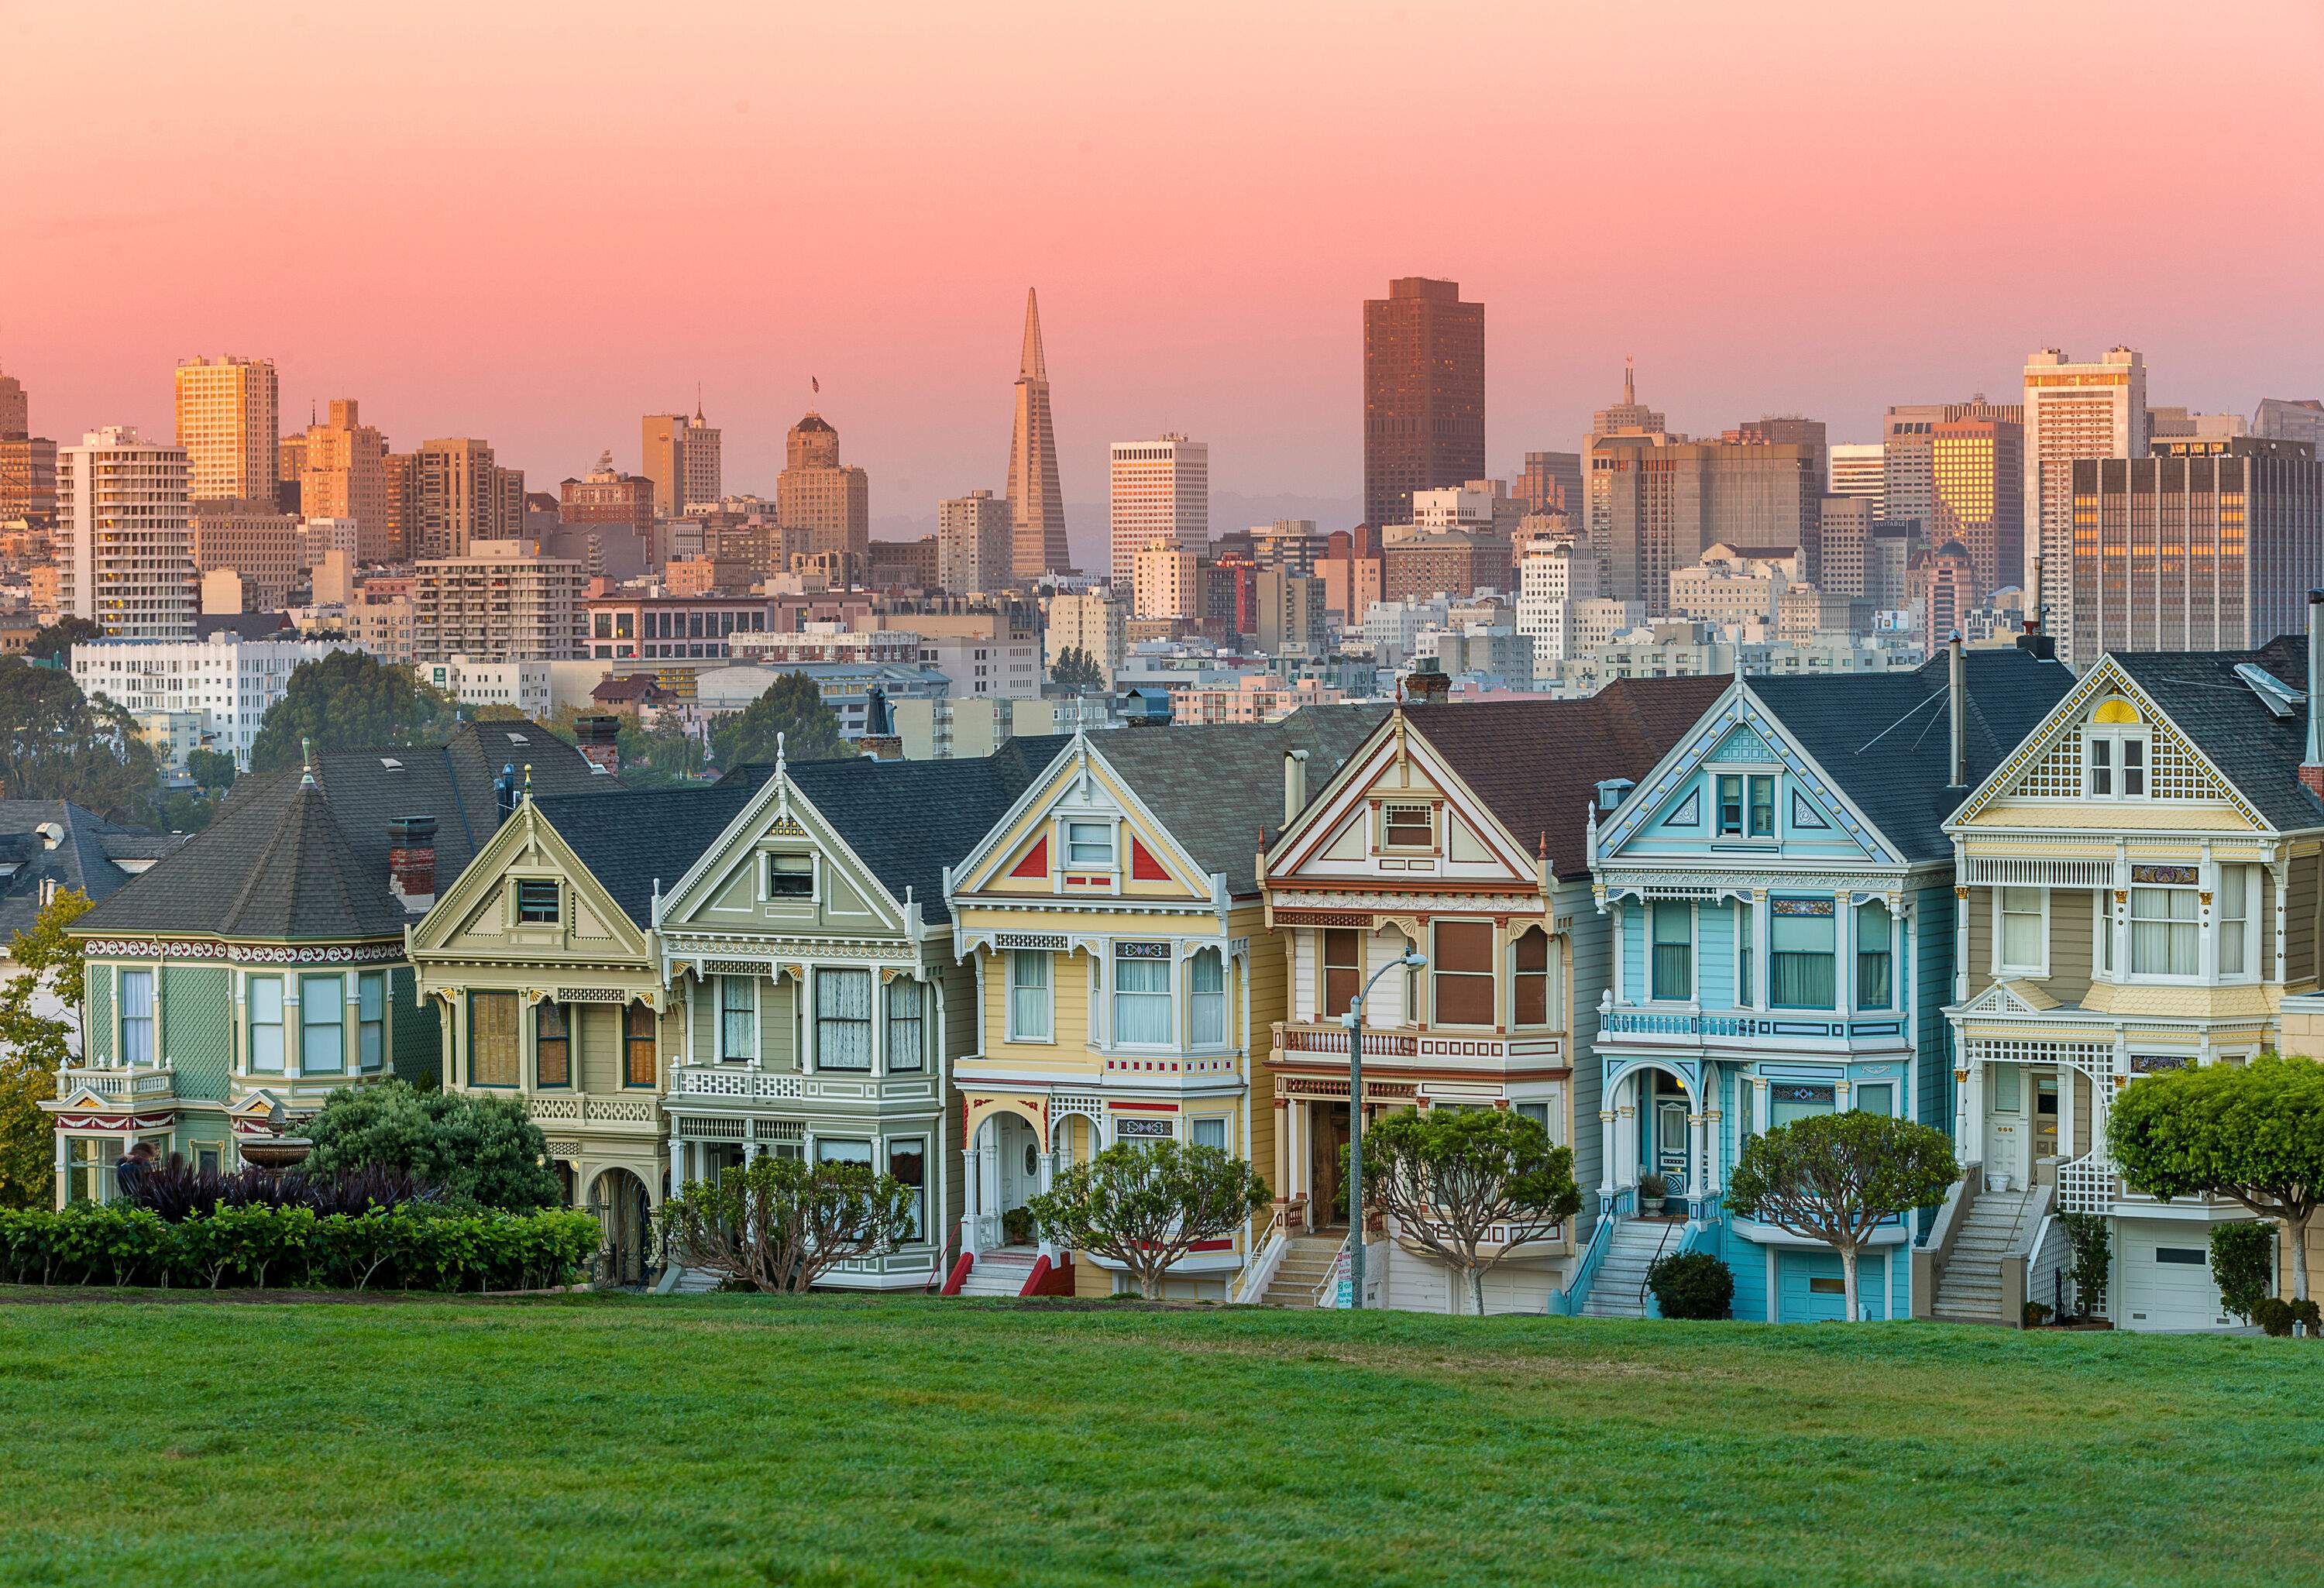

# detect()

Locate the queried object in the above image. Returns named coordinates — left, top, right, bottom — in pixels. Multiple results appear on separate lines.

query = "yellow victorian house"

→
left=944, top=711, right=1384, bottom=1300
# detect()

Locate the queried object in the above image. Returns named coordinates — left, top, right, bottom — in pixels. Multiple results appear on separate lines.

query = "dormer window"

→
left=1716, top=775, right=1776, bottom=839
left=1065, top=820, right=1114, bottom=868
left=514, top=878, right=560, bottom=924
left=2086, top=699, right=2148, bottom=799
left=767, top=854, right=814, bottom=899
left=1381, top=803, right=1434, bottom=850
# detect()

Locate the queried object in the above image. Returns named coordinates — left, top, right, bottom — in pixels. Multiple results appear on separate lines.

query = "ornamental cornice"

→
left=659, top=931, right=914, bottom=959
left=1597, top=869, right=1904, bottom=900
left=82, top=937, right=407, bottom=966
left=1269, top=890, right=1542, bottom=915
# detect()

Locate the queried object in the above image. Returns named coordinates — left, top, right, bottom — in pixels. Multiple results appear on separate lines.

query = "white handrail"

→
left=1230, top=1208, right=1288, bottom=1304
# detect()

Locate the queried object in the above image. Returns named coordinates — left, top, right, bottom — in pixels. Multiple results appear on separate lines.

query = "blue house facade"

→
left=1576, top=646, right=2071, bottom=1322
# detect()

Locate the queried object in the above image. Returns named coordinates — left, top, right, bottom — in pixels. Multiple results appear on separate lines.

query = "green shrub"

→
left=2060, top=1212, right=2112, bottom=1318
left=1645, top=1250, right=1734, bottom=1320
left=2023, top=1301, right=2054, bottom=1328
left=2209, top=1222, right=2277, bottom=1324
left=2295, top=1298, right=2322, bottom=1336
left=303, top=1080, right=559, bottom=1211
left=2255, top=1297, right=2295, bottom=1337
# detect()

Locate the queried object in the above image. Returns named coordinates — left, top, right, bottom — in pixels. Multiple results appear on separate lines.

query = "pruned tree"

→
left=1029, top=1140, right=1268, bottom=1301
left=1723, top=1112, right=1956, bottom=1321
left=1358, top=1107, right=1581, bottom=1316
left=2110, top=1053, right=2324, bottom=1301
left=660, top=1153, right=916, bottom=1294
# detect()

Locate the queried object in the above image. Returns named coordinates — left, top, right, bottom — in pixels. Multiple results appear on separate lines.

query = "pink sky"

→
left=6, top=0, right=2320, bottom=534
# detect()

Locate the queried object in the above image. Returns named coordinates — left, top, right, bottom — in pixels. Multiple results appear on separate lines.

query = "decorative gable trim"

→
left=406, top=800, right=648, bottom=965
left=1263, top=710, right=1538, bottom=885
left=1010, top=835, right=1050, bottom=879
left=1959, top=979, right=2060, bottom=1016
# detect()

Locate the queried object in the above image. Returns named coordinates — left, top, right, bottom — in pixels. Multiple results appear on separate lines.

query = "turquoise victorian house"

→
left=1577, top=642, right=2071, bottom=1322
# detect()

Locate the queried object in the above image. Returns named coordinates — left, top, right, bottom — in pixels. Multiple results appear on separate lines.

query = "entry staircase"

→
left=1260, top=1232, right=1349, bottom=1308
left=955, top=1249, right=1040, bottom=1299
left=1930, top=1185, right=2037, bottom=1325
left=1582, top=1218, right=1682, bottom=1319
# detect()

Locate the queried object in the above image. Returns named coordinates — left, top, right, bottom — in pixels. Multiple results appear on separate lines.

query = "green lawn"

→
left=0, top=1293, right=2315, bottom=1587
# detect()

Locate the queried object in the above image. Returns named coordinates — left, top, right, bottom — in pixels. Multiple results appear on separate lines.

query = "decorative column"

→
left=668, top=1136, right=686, bottom=1195
left=1271, top=1095, right=1290, bottom=1214
left=1599, top=1105, right=1618, bottom=1197
left=1686, top=1106, right=1704, bottom=1205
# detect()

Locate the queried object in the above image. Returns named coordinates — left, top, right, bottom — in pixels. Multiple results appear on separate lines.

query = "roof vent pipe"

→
left=1948, top=631, right=1968, bottom=790
left=2302, top=591, right=2324, bottom=801
left=1283, top=749, right=1308, bottom=826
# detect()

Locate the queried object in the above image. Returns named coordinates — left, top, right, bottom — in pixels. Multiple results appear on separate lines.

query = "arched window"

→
left=2086, top=698, right=2148, bottom=799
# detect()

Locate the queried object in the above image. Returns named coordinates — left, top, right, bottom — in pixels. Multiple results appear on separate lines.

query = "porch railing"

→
left=1274, top=1022, right=1419, bottom=1060
left=57, top=1065, right=174, bottom=1099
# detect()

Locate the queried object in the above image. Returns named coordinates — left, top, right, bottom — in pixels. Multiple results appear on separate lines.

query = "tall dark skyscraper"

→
left=1363, top=277, right=1483, bottom=531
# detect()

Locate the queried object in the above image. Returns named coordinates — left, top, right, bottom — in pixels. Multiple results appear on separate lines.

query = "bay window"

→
left=1321, top=928, right=1362, bottom=1019
left=1769, top=1081, right=1834, bottom=1126
left=301, top=974, right=345, bottom=1074
left=1998, top=887, right=2046, bottom=976
left=1853, top=1081, right=1895, bottom=1118
left=119, top=971, right=154, bottom=1067
left=2130, top=886, right=2199, bottom=977
left=1855, top=901, right=1893, bottom=1009
left=883, top=978, right=925, bottom=1072
left=624, top=1001, right=657, bottom=1088
left=1113, top=944, right=1173, bottom=1046
left=2219, top=865, right=2252, bottom=978
left=815, top=968, right=873, bottom=1071
left=249, top=976, right=285, bottom=1074
left=469, top=991, right=519, bottom=1087
left=1769, top=900, right=1836, bottom=1009
left=1188, top=948, right=1226, bottom=1047
left=1008, top=950, right=1052, bottom=1042
left=1191, top=1116, right=1228, bottom=1151
left=1736, top=901, right=1754, bottom=1006
left=535, top=1002, right=570, bottom=1087
left=1511, top=929, right=1551, bottom=1027
left=1650, top=902, right=1693, bottom=1002
left=358, top=971, right=385, bottom=1073
left=1432, top=920, right=1494, bottom=1027
left=720, top=974, right=755, bottom=1060
left=889, top=1138, right=926, bottom=1239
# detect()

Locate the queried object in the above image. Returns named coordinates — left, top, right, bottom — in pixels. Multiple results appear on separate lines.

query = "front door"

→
left=1311, top=1102, right=1351, bottom=1229
left=1655, top=1098, right=1690, bottom=1205
left=992, top=1114, right=1037, bottom=1244
left=1983, top=1063, right=2027, bottom=1190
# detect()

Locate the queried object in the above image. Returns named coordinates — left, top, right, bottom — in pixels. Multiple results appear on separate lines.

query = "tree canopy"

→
left=247, top=651, right=459, bottom=773
left=0, top=889, right=93, bottom=1209
left=1357, top=1107, right=1580, bottom=1315
left=185, top=748, right=239, bottom=795
left=1029, top=1140, right=1269, bottom=1300
left=1723, top=1112, right=1956, bottom=1321
left=22, top=616, right=102, bottom=664
left=301, top=1081, right=559, bottom=1212
left=661, top=1153, right=917, bottom=1292
left=710, top=672, right=854, bottom=770
left=2110, top=1054, right=2324, bottom=1301
left=1050, top=646, right=1106, bottom=691
left=0, top=660, right=166, bottom=824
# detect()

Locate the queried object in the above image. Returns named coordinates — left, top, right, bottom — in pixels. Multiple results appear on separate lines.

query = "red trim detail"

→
left=1018, top=1255, right=1050, bottom=1294
left=1187, top=1239, right=1232, bottom=1253
left=941, top=1252, right=975, bottom=1296
left=1008, top=835, right=1049, bottom=878
left=1130, top=837, right=1169, bottom=881
left=1022, top=1255, right=1074, bottom=1296
left=1108, top=1100, right=1179, bottom=1112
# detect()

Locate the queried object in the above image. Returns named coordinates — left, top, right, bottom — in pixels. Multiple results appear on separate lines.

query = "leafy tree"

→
left=1356, top=1107, right=1580, bottom=1315
left=185, top=748, right=239, bottom=794
left=22, top=616, right=103, bottom=664
left=710, top=672, right=854, bottom=770
left=2109, top=1053, right=2324, bottom=1301
left=2209, top=1220, right=2276, bottom=1325
left=660, top=1153, right=916, bottom=1293
left=470, top=703, right=528, bottom=723
left=1723, top=1112, right=1956, bottom=1322
left=0, top=661, right=166, bottom=823
left=301, top=1080, right=559, bottom=1212
left=247, top=651, right=457, bottom=773
left=146, top=788, right=218, bottom=834
left=1027, top=1139, right=1267, bottom=1301
left=1051, top=646, right=1106, bottom=690
left=0, top=889, right=93, bottom=1209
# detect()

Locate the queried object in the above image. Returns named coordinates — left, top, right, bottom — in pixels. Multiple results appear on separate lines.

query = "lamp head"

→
left=1402, top=951, right=1428, bottom=968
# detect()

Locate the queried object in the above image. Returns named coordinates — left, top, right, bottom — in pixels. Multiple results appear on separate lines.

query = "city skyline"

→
left=7, top=2, right=2321, bottom=531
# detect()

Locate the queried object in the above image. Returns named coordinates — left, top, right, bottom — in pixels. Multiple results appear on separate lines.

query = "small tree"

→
left=1029, top=1140, right=1268, bottom=1301
left=0, top=889, right=93, bottom=1210
left=247, top=651, right=458, bottom=773
left=303, top=1080, right=559, bottom=1212
left=1050, top=646, right=1106, bottom=691
left=2209, top=1220, right=2277, bottom=1325
left=660, top=1154, right=916, bottom=1293
left=185, top=748, right=239, bottom=795
left=1357, top=1107, right=1581, bottom=1316
left=2058, top=1211, right=2111, bottom=1318
left=1723, top=1112, right=1956, bottom=1322
left=710, top=672, right=854, bottom=770
left=2111, top=1054, right=2324, bottom=1301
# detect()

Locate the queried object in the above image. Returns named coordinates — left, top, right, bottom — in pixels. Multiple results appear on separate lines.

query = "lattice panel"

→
left=2149, top=729, right=2228, bottom=803
left=2019, top=737, right=2083, bottom=799
left=1967, top=1039, right=2115, bottom=1076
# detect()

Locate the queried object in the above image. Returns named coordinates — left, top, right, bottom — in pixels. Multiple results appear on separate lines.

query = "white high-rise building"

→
left=1109, top=434, right=1207, bottom=581
left=57, top=427, right=197, bottom=640
left=73, top=631, right=358, bottom=768
left=937, top=489, right=1013, bottom=595
left=411, top=540, right=587, bottom=662
left=1827, top=442, right=1885, bottom=514
left=2023, top=346, right=2147, bottom=593
left=1516, top=542, right=1604, bottom=672
left=1043, top=589, right=1126, bottom=684
left=174, top=356, right=278, bottom=502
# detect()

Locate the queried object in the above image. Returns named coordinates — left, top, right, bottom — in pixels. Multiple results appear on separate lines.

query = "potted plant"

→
left=1002, top=1206, right=1035, bottom=1248
left=1635, top=1173, right=1668, bottom=1212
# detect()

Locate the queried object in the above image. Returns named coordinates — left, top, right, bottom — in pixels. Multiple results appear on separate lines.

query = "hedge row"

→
left=0, top=1204, right=602, bottom=1292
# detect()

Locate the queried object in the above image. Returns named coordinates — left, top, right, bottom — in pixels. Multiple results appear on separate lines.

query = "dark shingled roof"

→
left=1397, top=678, right=1731, bottom=880
left=0, top=801, right=189, bottom=939
left=533, top=765, right=780, bottom=928
left=2113, top=635, right=2324, bottom=834
left=1092, top=707, right=1393, bottom=896
left=1748, top=647, right=2076, bottom=861
left=787, top=737, right=1078, bottom=923
left=78, top=720, right=623, bottom=940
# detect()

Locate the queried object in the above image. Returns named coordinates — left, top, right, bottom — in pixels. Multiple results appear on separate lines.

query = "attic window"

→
left=768, top=854, right=814, bottom=899
left=1381, top=803, right=1433, bottom=850
left=2085, top=700, right=2147, bottom=799
left=515, top=878, right=561, bottom=924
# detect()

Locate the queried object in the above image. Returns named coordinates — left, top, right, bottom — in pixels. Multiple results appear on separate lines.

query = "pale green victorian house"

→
left=652, top=738, right=1068, bottom=1290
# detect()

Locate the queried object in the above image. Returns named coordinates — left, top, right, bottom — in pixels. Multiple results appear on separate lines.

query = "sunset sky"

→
left=8, top=0, right=2320, bottom=543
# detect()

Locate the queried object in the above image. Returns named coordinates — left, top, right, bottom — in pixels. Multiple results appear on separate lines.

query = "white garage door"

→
left=2118, top=1219, right=2233, bottom=1332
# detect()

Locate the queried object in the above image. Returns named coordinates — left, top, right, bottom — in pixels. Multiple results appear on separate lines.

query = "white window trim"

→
left=1992, top=886, right=2050, bottom=979
left=2084, top=729, right=2150, bottom=801
left=719, top=974, right=758, bottom=1062
left=2217, top=864, right=2258, bottom=985
left=1006, top=949, right=1055, bottom=1044
left=761, top=847, right=820, bottom=908
left=1645, top=899, right=1697, bottom=1005
left=1186, top=947, right=1230, bottom=1051
left=2126, top=885, right=2205, bottom=985
left=1061, top=816, right=1118, bottom=872
left=1712, top=770, right=1781, bottom=844
left=1109, top=943, right=1177, bottom=1051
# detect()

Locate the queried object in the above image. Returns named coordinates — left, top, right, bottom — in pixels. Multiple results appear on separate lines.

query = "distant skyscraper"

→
left=0, top=363, right=54, bottom=528
left=1109, top=433, right=1208, bottom=582
left=0, top=365, right=26, bottom=441
left=559, top=452, right=656, bottom=543
left=2023, top=346, right=2147, bottom=594
left=776, top=412, right=870, bottom=565
left=57, top=426, right=196, bottom=638
left=1882, top=398, right=2022, bottom=544
left=937, top=489, right=1012, bottom=595
left=1363, top=277, right=1484, bottom=531
left=641, top=405, right=723, bottom=518
left=413, top=438, right=522, bottom=560
left=2254, top=397, right=2324, bottom=452
left=1731, top=415, right=1828, bottom=491
left=298, top=399, right=394, bottom=561
left=1518, top=450, right=1583, bottom=517
left=1827, top=443, right=1885, bottom=515
left=174, top=356, right=278, bottom=501
left=1926, top=418, right=2024, bottom=603
left=1590, top=432, right=1821, bottom=614
left=2061, top=437, right=2322, bottom=669
left=1006, top=289, right=1069, bottom=579
left=1591, top=359, right=1665, bottom=437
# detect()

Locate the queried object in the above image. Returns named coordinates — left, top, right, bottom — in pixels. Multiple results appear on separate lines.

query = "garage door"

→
left=2118, top=1219, right=2233, bottom=1332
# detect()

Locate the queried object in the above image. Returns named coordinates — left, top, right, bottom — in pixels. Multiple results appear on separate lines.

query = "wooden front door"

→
left=1312, top=1103, right=1351, bottom=1228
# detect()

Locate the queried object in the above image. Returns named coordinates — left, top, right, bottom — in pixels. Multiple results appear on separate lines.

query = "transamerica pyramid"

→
left=1005, top=287, right=1071, bottom=578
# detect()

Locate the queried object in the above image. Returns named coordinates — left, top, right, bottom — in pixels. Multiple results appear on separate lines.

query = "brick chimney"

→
left=1404, top=665, right=1452, bottom=706
left=388, top=816, right=438, bottom=912
left=577, top=714, right=621, bottom=775
left=2302, top=590, right=2324, bottom=802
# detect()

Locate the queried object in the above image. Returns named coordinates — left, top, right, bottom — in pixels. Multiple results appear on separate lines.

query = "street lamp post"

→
left=1342, top=949, right=1427, bottom=1310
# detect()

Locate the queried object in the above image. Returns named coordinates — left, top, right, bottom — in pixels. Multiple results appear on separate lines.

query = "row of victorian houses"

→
left=41, top=610, right=2324, bottom=1327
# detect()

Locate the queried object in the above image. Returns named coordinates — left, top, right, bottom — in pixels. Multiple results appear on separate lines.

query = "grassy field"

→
left=0, top=1292, right=2316, bottom=1588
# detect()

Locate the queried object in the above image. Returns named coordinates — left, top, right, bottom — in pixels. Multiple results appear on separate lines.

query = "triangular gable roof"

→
left=410, top=792, right=663, bottom=961
left=1959, top=979, right=2059, bottom=1016
left=1953, top=640, right=2322, bottom=834
left=530, top=766, right=775, bottom=930
left=1265, top=711, right=1541, bottom=885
